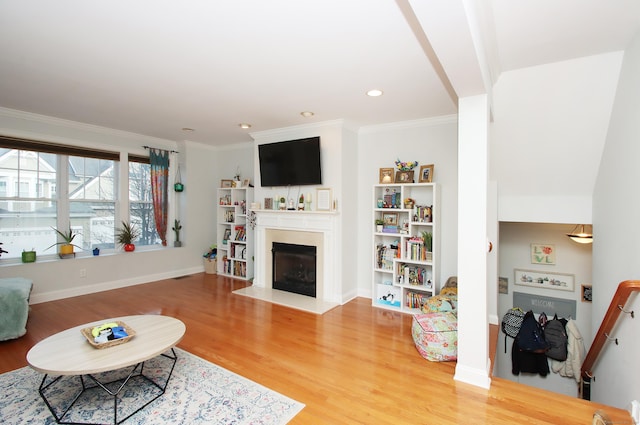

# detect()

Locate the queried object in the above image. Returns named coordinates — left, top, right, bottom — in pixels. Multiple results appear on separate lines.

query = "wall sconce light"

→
left=567, top=224, right=593, bottom=244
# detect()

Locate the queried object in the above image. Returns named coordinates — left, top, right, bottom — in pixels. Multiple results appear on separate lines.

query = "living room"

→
left=1, top=1, right=640, bottom=421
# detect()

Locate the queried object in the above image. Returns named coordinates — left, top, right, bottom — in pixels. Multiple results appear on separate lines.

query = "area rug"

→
left=0, top=348, right=304, bottom=424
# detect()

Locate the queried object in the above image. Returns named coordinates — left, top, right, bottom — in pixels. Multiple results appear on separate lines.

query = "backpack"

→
left=501, top=307, right=525, bottom=352
left=516, top=310, right=549, bottom=353
left=543, top=314, right=568, bottom=361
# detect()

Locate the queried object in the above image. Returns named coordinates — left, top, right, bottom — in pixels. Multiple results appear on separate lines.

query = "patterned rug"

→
left=0, top=348, right=304, bottom=424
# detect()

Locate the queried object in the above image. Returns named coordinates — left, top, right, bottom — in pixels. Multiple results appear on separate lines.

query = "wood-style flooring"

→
left=0, top=273, right=630, bottom=424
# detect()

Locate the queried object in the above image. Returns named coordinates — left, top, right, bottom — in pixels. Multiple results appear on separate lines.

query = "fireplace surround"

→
left=250, top=209, right=342, bottom=307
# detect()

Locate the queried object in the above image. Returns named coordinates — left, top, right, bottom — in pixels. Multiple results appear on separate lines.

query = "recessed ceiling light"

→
left=366, top=89, right=383, bottom=97
left=239, top=123, right=252, bottom=129
left=300, top=111, right=314, bottom=118
left=181, top=127, right=195, bottom=132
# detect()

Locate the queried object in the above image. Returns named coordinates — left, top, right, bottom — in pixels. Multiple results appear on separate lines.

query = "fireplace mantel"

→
left=252, top=209, right=342, bottom=305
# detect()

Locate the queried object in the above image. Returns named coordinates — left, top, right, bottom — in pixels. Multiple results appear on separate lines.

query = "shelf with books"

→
left=216, top=187, right=253, bottom=280
left=372, top=182, right=439, bottom=313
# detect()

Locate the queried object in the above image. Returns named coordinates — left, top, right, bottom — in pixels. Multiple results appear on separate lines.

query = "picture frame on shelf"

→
left=222, top=228, right=231, bottom=244
left=379, top=168, right=395, bottom=184
left=316, top=188, right=332, bottom=211
left=220, top=179, right=233, bottom=188
left=242, top=178, right=251, bottom=187
left=395, top=170, right=414, bottom=183
left=419, top=164, right=434, bottom=183
left=382, top=212, right=399, bottom=226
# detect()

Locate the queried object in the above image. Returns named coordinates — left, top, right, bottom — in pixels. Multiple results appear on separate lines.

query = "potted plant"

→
left=116, top=221, right=140, bottom=252
left=22, top=249, right=36, bottom=263
left=173, top=219, right=182, bottom=247
left=422, top=231, right=433, bottom=261
left=375, top=219, right=384, bottom=232
left=46, top=226, right=81, bottom=256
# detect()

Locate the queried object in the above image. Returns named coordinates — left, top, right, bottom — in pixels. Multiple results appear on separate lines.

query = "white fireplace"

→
left=250, top=209, right=341, bottom=307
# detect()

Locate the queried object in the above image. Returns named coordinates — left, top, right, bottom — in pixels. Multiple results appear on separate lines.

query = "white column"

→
left=454, top=94, right=491, bottom=389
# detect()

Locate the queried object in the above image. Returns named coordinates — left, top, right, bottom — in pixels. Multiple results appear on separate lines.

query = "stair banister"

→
left=581, top=280, right=640, bottom=386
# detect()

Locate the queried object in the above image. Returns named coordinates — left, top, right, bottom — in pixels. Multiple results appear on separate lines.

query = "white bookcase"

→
left=372, top=183, right=439, bottom=313
left=217, top=187, right=253, bottom=280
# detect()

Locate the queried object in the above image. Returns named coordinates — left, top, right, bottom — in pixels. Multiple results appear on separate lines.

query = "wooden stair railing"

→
left=581, top=280, right=640, bottom=400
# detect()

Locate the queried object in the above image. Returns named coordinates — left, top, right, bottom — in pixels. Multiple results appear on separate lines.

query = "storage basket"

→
left=81, top=321, right=136, bottom=349
left=204, top=258, right=217, bottom=274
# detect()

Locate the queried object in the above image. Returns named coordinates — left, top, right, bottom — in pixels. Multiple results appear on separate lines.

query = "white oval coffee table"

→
left=27, top=315, right=186, bottom=425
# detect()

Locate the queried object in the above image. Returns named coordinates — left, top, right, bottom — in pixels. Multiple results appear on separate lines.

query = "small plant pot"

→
left=60, top=244, right=74, bottom=255
left=376, top=225, right=383, bottom=232
left=124, top=244, right=135, bottom=252
left=22, top=251, right=36, bottom=263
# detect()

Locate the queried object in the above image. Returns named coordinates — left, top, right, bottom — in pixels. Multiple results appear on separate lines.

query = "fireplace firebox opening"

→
left=272, top=242, right=317, bottom=298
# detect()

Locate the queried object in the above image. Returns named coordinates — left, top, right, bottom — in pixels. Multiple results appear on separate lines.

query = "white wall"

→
left=495, top=222, right=593, bottom=397
left=0, top=108, right=240, bottom=302
left=356, top=116, right=459, bottom=297
left=591, top=29, right=640, bottom=408
left=491, top=52, right=623, bottom=224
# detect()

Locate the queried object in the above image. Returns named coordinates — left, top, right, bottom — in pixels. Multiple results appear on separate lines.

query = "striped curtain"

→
left=150, top=149, right=169, bottom=246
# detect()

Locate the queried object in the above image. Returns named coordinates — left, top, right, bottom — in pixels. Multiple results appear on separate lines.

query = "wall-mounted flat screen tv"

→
left=258, top=137, right=322, bottom=187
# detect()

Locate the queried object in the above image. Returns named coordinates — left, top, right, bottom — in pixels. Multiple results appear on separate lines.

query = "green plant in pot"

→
left=116, top=221, right=140, bottom=252
left=46, top=227, right=82, bottom=255
left=173, top=219, right=182, bottom=247
left=421, top=231, right=433, bottom=251
left=375, top=219, right=384, bottom=232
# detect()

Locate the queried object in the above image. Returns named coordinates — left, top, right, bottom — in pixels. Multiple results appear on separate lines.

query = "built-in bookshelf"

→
left=372, top=183, right=439, bottom=313
left=217, top=187, right=253, bottom=280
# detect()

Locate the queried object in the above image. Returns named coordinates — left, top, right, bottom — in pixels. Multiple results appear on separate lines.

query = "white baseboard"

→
left=30, top=266, right=204, bottom=304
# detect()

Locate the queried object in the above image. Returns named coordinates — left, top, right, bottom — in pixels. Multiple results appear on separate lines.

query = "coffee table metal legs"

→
left=38, top=348, right=178, bottom=425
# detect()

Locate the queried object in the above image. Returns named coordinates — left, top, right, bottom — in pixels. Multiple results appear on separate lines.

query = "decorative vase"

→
left=124, top=244, right=135, bottom=252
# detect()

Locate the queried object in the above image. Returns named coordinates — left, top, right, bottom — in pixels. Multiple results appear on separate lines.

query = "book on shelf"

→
left=375, top=243, right=399, bottom=270
left=406, top=291, right=430, bottom=309
left=398, top=263, right=432, bottom=287
left=382, top=225, right=398, bottom=233
left=234, top=226, right=246, bottom=241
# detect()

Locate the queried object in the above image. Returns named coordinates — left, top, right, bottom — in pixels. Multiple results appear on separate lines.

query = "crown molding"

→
left=0, top=107, right=176, bottom=147
left=359, top=114, right=457, bottom=134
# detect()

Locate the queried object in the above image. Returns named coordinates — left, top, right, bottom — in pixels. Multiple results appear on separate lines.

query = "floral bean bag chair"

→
left=411, top=276, right=458, bottom=361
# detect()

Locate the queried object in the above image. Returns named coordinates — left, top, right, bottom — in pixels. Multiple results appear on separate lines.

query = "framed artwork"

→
left=581, top=284, right=592, bottom=302
left=382, top=212, right=399, bottom=226
left=514, top=268, right=575, bottom=292
left=531, top=244, right=555, bottom=264
left=220, top=179, right=233, bottom=188
left=395, top=170, right=414, bottom=183
left=419, top=164, right=434, bottom=183
left=242, top=178, right=251, bottom=187
left=316, top=188, right=332, bottom=211
left=379, top=168, right=395, bottom=184
left=498, top=276, right=508, bottom=294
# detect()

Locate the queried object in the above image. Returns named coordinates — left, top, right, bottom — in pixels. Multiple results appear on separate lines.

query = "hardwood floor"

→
left=0, top=273, right=630, bottom=424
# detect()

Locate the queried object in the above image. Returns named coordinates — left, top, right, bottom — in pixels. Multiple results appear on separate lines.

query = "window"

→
left=0, top=139, right=122, bottom=259
left=129, top=158, right=160, bottom=247
left=69, top=156, right=117, bottom=251
left=0, top=148, right=58, bottom=256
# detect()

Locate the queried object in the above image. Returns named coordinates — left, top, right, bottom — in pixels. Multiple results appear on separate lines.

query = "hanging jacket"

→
left=550, top=319, right=584, bottom=382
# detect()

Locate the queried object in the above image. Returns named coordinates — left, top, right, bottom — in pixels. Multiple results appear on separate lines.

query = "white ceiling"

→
left=0, top=1, right=638, bottom=146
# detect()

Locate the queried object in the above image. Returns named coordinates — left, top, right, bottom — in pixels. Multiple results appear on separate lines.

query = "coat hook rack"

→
left=617, top=305, right=634, bottom=318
